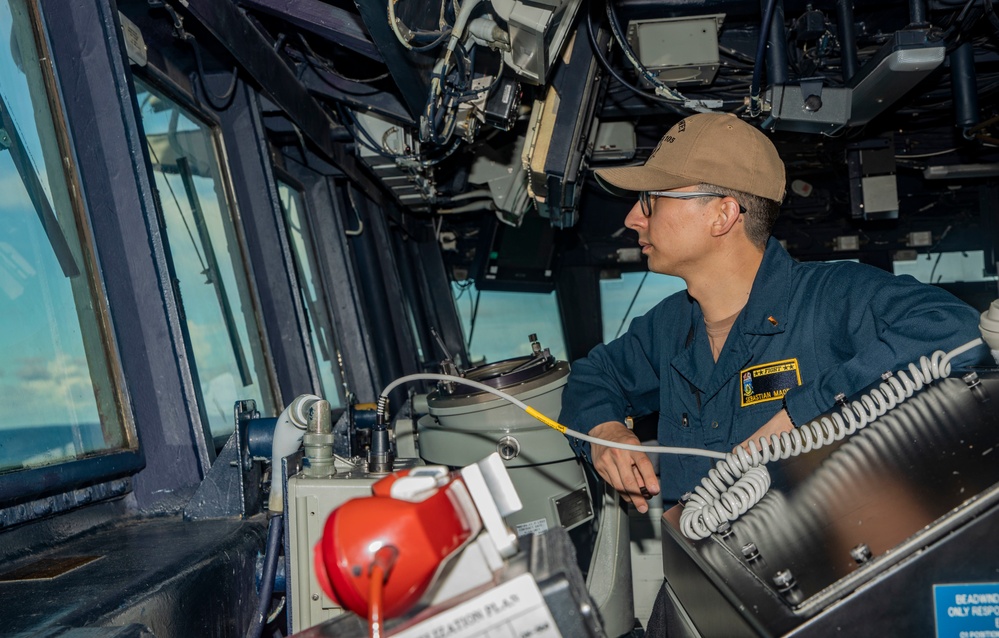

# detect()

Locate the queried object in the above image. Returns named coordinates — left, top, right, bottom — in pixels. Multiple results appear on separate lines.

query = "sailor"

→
left=559, top=112, right=987, bottom=514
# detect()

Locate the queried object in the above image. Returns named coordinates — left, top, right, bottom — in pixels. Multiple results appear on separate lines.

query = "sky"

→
left=0, top=1, right=102, bottom=433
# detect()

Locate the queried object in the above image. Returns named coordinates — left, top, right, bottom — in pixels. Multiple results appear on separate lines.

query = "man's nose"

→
left=624, top=200, right=646, bottom=230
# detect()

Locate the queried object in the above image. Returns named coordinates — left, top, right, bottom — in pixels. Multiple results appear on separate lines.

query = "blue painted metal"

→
left=951, top=43, right=980, bottom=130
left=345, top=189, right=410, bottom=393
left=0, top=515, right=266, bottom=636
left=283, top=158, right=382, bottom=403
left=15, top=0, right=215, bottom=517
left=297, top=62, right=414, bottom=125
left=184, top=403, right=264, bottom=520
left=837, top=0, right=859, bottom=82
left=177, top=0, right=342, bottom=159
left=352, top=0, right=435, bottom=119
left=217, top=82, right=317, bottom=405
left=238, top=0, right=383, bottom=62
left=246, top=417, right=278, bottom=459
left=765, top=0, right=789, bottom=86
left=0, top=479, right=131, bottom=530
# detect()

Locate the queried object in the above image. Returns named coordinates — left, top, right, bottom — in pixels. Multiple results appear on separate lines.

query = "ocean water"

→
left=0, top=423, right=107, bottom=472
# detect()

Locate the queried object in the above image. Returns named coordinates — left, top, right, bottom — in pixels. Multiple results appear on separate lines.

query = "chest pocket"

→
left=660, top=410, right=697, bottom=447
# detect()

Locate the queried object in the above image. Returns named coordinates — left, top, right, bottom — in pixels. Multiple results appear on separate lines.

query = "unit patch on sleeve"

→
left=739, top=358, right=802, bottom=407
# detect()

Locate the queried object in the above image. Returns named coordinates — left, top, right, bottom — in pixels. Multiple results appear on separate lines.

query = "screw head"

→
left=850, top=543, right=873, bottom=564
left=742, top=542, right=759, bottom=560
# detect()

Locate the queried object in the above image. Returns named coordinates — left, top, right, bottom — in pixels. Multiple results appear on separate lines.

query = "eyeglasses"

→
left=638, top=191, right=746, bottom=217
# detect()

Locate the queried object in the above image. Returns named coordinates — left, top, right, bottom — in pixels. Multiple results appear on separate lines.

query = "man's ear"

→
left=709, top=197, right=743, bottom=237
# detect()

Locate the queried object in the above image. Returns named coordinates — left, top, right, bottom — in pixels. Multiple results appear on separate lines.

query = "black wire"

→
left=585, top=1, right=687, bottom=112
left=614, top=271, right=649, bottom=340
left=408, top=28, right=453, bottom=53
left=339, top=104, right=462, bottom=167
left=297, top=33, right=390, bottom=84
left=190, top=41, right=239, bottom=111
left=467, top=288, right=481, bottom=351
left=929, top=251, right=944, bottom=284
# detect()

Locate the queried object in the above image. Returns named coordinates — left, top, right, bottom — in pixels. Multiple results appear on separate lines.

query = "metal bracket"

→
left=184, top=400, right=263, bottom=520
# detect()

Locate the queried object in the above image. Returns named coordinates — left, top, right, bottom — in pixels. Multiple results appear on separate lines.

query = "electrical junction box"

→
left=490, top=0, right=582, bottom=85
left=591, top=120, right=636, bottom=162
left=847, top=137, right=899, bottom=220
left=833, top=235, right=860, bottom=251
left=625, top=14, right=724, bottom=86
left=287, top=457, right=420, bottom=633
left=763, top=84, right=851, bottom=135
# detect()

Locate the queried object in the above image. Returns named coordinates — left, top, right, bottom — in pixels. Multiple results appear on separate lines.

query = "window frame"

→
left=0, top=0, right=141, bottom=507
left=273, top=166, right=348, bottom=406
left=131, top=69, right=280, bottom=449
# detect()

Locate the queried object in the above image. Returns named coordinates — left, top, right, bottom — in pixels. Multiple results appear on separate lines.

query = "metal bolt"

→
left=312, top=593, right=320, bottom=601
left=679, top=492, right=693, bottom=505
left=963, top=371, right=981, bottom=388
left=850, top=543, right=873, bottom=564
left=742, top=542, right=760, bottom=561
left=834, top=392, right=848, bottom=406
left=773, top=569, right=796, bottom=591
left=716, top=522, right=733, bottom=538
left=881, top=371, right=894, bottom=380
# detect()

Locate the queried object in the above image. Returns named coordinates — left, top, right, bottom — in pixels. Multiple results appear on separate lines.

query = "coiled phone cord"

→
left=678, top=338, right=983, bottom=539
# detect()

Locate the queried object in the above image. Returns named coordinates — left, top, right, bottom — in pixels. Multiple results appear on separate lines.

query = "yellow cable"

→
left=525, top=406, right=567, bottom=434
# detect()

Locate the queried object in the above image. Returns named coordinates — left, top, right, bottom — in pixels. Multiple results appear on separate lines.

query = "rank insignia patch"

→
left=739, top=358, right=802, bottom=407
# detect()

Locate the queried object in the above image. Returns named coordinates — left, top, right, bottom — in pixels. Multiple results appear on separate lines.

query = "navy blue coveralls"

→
left=559, top=237, right=987, bottom=502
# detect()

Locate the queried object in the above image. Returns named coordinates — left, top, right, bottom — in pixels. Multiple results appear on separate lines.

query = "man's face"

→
left=624, top=187, right=717, bottom=277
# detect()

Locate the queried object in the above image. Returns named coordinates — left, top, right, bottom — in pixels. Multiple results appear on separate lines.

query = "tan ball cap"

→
left=595, top=113, right=787, bottom=202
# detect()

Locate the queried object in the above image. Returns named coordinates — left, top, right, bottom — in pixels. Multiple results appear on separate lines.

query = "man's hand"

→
left=738, top=409, right=794, bottom=454
left=589, top=421, right=660, bottom=513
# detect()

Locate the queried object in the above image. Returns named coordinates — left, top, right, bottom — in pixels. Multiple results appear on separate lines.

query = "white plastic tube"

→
left=269, top=393, right=322, bottom=512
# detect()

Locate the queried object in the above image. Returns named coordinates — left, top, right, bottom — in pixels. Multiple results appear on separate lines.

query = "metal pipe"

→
left=765, top=0, right=789, bottom=86
left=909, top=0, right=928, bottom=25
left=750, top=0, right=780, bottom=116
left=837, top=0, right=859, bottom=82
left=950, top=42, right=980, bottom=132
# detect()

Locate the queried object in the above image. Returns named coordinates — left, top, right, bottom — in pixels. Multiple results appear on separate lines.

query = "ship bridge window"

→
left=451, top=280, right=567, bottom=364
left=0, top=0, right=133, bottom=475
left=135, top=79, right=275, bottom=440
left=893, top=250, right=996, bottom=284
left=276, top=176, right=345, bottom=407
left=600, top=271, right=687, bottom=343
